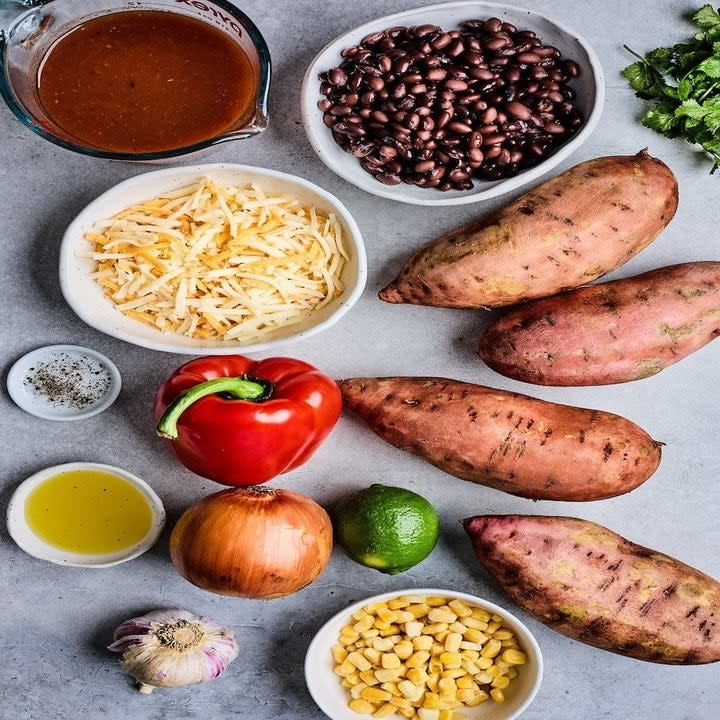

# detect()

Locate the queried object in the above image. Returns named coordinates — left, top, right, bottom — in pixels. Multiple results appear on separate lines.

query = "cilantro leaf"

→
left=692, top=4, right=720, bottom=30
left=696, top=55, right=720, bottom=76
left=623, top=5, right=720, bottom=172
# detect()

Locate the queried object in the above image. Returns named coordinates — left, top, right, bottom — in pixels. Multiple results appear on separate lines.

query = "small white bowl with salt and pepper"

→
left=6, top=344, right=121, bottom=421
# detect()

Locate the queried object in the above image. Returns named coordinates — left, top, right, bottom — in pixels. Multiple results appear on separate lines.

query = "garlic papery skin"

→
left=108, top=608, right=239, bottom=694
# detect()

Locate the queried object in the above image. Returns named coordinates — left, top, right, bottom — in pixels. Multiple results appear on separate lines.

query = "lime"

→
left=333, top=484, right=440, bottom=575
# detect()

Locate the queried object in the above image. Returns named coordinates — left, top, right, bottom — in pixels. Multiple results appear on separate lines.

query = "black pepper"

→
left=22, top=352, right=112, bottom=411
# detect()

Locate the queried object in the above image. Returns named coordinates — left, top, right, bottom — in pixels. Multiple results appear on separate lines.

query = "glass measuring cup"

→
left=0, top=0, right=271, bottom=160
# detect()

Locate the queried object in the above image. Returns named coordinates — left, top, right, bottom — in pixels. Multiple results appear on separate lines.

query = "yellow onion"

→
left=170, top=486, right=333, bottom=599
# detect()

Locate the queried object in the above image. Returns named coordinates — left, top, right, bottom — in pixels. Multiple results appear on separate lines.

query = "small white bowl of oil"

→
left=6, top=462, right=166, bottom=567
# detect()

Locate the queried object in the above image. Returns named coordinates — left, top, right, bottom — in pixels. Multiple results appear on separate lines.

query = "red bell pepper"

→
left=154, top=355, right=342, bottom=486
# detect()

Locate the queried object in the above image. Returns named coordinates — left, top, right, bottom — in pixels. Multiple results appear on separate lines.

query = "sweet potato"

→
left=379, top=151, right=678, bottom=308
left=338, top=377, right=661, bottom=501
left=478, top=261, right=720, bottom=386
left=463, top=515, right=720, bottom=664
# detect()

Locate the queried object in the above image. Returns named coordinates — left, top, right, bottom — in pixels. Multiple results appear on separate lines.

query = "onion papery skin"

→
left=169, top=486, right=333, bottom=599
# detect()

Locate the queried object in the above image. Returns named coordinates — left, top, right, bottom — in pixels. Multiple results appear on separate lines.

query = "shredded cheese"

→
left=82, top=178, right=349, bottom=342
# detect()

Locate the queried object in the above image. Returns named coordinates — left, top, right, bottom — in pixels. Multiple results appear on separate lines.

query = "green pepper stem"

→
left=156, top=375, right=273, bottom=440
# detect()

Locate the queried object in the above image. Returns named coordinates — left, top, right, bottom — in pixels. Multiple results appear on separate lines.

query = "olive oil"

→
left=24, top=468, right=153, bottom=554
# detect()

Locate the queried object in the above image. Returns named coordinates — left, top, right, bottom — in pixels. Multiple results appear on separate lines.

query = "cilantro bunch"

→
left=622, top=4, right=720, bottom=172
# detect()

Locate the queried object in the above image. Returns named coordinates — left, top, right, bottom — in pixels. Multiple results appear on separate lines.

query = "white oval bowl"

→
left=7, top=462, right=166, bottom=568
left=305, top=588, right=543, bottom=720
left=301, top=0, right=604, bottom=206
left=59, top=164, right=367, bottom=354
left=6, top=344, right=121, bottom=421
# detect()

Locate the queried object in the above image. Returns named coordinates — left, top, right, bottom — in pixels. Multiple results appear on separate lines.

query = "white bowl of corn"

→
left=305, top=589, right=542, bottom=720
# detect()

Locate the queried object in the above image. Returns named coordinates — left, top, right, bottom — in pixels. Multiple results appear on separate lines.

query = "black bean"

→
left=319, top=17, right=584, bottom=191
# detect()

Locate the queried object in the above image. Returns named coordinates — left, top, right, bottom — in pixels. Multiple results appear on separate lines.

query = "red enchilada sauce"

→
left=37, top=10, right=257, bottom=153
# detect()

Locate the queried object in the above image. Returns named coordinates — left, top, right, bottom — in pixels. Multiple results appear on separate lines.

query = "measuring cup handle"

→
left=0, top=0, right=49, bottom=38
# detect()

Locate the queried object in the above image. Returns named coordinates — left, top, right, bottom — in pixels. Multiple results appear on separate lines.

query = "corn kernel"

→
left=430, top=642, right=445, bottom=657
left=422, top=692, right=443, bottom=710
left=373, top=703, right=397, bottom=718
left=349, top=698, right=376, bottom=714
left=377, top=608, right=398, bottom=624
left=486, top=621, right=502, bottom=634
left=406, top=603, right=432, bottom=619
left=406, top=667, right=428, bottom=685
left=341, top=679, right=353, bottom=689
left=492, top=629, right=514, bottom=641
left=456, top=676, right=477, bottom=691
left=354, top=615, right=375, bottom=633
left=389, top=696, right=412, bottom=709
left=361, top=628, right=381, bottom=639
left=374, top=668, right=400, bottom=683
left=332, top=644, right=349, bottom=663
left=418, top=709, right=440, bottom=720
left=448, top=622, right=467, bottom=634
left=490, top=688, right=505, bottom=703
left=372, top=637, right=395, bottom=652
left=471, top=608, right=491, bottom=622
left=506, top=667, right=518, bottom=679
left=388, top=597, right=409, bottom=609
left=439, top=651, right=462, bottom=669
left=457, top=688, right=477, bottom=704
left=404, top=621, right=424, bottom=638
left=428, top=608, right=458, bottom=624
left=463, top=628, right=488, bottom=644
left=441, top=667, right=466, bottom=679
left=438, top=677, right=457, bottom=697
left=444, top=633, right=462, bottom=652
left=460, top=649, right=480, bottom=661
left=438, top=711, right=455, bottom=720
left=484, top=664, right=502, bottom=678
left=398, top=707, right=416, bottom=719
left=378, top=626, right=401, bottom=637
left=397, top=679, right=424, bottom=701
left=359, top=669, right=380, bottom=686
left=461, top=660, right=480, bottom=676
left=422, top=622, right=449, bottom=635
left=335, top=660, right=355, bottom=677
left=413, top=635, right=434, bottom=651
left=346, top=673, right=361, bottom=686
left=492, top=675, right=510, bottom=689
left=347, top=651, right=372, bottom=671
left=476, top=656, right=493, bottom=670
left=395, top=641, right=414, bottom=660
left=468, top=690, right=490, bottom=706
left=475, top=672, right=494, bottom=685
left=406, top=650, right=431, bottom=668
left=502, top=648, right=527, bottom=665
left=462, top=617, right=488, bottom=630
left=380, top=653, right=401, bottom=670
left=361, top=686, right=392, bottom=703
left=394, top=610, right=416, bottom=623
left=480, top=639, right=502, bottom=659
left=428, top=659, right=443, bottom=674
left=363, top=648, right=381, bottom=665
left=380, top=681, right=400, bottom=695
left=446, top=599, right=471, bottom=617
left=352, top=609, right=369, bottom=621
left=373, top=619, right=393, bottom=631
left=350, top=683, right=368, bottom=699
left=340, top=634, right=359, bottom=647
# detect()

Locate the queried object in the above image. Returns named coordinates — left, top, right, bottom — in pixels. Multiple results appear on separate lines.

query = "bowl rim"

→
left=59, top=163, right=367, bottom=354
left=300, top=0, right=606, bottom=206
left=6, top=462, right=166, bottom=568
left=6, top=344, right=122, bottom=421
left=304, top=587, right=544, bottom=720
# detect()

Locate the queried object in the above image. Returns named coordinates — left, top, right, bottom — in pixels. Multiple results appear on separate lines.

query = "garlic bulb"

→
left=108, top=608, right=239, bottom=694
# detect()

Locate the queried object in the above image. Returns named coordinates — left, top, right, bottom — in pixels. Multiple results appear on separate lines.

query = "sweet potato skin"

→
left=379, top=152, right=678, bottom=308
left=463, top=515, right=720, bottom=664
left=338, top=377, right=661, bottom=501
left=478, top=262, right=720, bottom=386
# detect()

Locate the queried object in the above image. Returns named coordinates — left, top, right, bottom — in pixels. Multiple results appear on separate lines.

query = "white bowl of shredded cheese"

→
left=59, top=164, right=367, bottom=354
